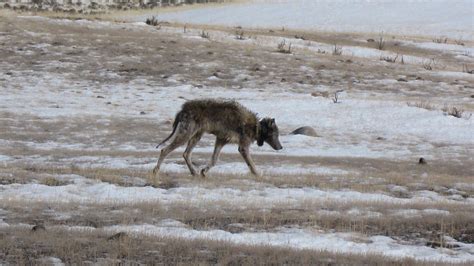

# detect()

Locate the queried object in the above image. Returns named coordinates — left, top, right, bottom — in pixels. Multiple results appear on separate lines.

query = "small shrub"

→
left=462, top=64, right=473, bottom=74
left=277, top=40, right=292, bottom=54
left=316, top=48, right=327, bottom=54
left=432, top=36, right=448, bottom=44
left=200, top=30, right=210, bottom=39
left=294, top=35, right=306, bottom=40
left=376, top=32, right=385, bottom=50
left=235, top=30, right=245, bottom=40
left=41, top=177, right=68, bottom=186
left=311, top=91, right=329, bottom=98
left=380, top=54, right=398, bottom=63
left=442, top=106, right=470, bottom=119
left=332, top=44, right=342, bottom=56
left=461, top=50, right=471, bottom=57
left=200, top=30, right=211, bottom=39
left=454, top=38, right=465, bottom=46
left=145, top=16, right=159, bottom=27
left=422, top=58, right=435, bottom=70
left=407, top=101, right=436, bottom=111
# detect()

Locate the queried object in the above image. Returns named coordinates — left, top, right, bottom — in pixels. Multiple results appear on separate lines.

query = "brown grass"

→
left=39, top=177, right=69, bottom=186
left=0, top=226, right=467, bottom=265
left=407, top=101, right=437, bottom=111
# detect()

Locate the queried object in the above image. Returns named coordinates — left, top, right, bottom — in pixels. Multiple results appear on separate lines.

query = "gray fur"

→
left=152, top=99, right=282, bottom=178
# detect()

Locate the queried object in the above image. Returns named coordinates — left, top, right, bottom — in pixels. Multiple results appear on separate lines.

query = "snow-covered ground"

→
left=149, top=0, right=473, bottom=40
left=0, top=7, right=473, bottom=264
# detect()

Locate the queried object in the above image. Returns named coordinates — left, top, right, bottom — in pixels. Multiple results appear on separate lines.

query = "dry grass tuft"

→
left=442, top=105, right=471, bottom=119
left=376, top=32, right=385, bottom=50
left=276, top=40, right=292, bottom=54
left=380, top=54, right=398, bottom=63
left=40, top=177, right=69, bottom=186
left=432, top=36, right=448, bottom=44
left=332, top=44, right=342, bottom=55
left=407, top=101, right=436, bottom=111
left=0, top=226, right=464, bottom=265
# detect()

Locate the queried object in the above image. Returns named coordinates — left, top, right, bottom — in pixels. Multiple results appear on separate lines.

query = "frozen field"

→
left=151, top=0, right=474, bottom=40
left=0, top=2, right=473, bottom=264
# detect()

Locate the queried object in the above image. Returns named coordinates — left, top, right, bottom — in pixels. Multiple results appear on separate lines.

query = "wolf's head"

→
left=258, top=118, right=283, bottom=150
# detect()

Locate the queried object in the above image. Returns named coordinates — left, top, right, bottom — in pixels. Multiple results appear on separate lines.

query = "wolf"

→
left=152, top=99, right=282, bottom=177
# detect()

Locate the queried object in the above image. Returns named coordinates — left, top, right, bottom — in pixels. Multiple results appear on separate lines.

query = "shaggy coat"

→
left=152, top=99, right=282, bottom=178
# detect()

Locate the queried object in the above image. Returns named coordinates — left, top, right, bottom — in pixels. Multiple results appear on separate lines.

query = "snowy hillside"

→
left=152, top=0, right=473, bottom=39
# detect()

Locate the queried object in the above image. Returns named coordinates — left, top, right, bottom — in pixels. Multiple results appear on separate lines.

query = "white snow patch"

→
left=1, top=177, right=470, bottom=206
left=145, top=0, right=474, bottom=40
left=104, top=222, right=474, bottom=263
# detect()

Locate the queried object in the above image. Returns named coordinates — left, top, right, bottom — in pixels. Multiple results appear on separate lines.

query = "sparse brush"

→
left=235, top=30, right=245, bottom=40
left=422, top=58, right=435, bottom=70
left=380, top=54, right=398, bottom=63
left=407, top=101, right=436, bottom=111
left=316, top=48, right=327, bottom=54
left=145, top=16, right=159, bottom=27
left=277, top=40, right=292, bottom=54
left=40, top=177, right=68, bottom=186
left=376, top=32, right=385, bottom=50
left=461, top=50, right=471, bottom=57
left=432, top=36, right=448, bottom=44
left=332, top=44, right=342, bottom=56
left=200, top=30, right=210, bottom=39
left=454, top=38, right=465, bottom=46
left=443, top=105, right=470, bottom=119
left=462, top=64, right=473, bottom=74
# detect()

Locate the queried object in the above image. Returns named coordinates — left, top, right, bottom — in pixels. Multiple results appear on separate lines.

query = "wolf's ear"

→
left=271, top=118, right=275, bottom=124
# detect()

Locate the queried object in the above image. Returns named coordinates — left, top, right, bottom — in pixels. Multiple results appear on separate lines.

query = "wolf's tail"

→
left=156, top=111, right=182, bottom=148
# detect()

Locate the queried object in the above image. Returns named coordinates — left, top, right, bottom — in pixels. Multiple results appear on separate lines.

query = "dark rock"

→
left=290, top=126, right=319, bottom=137
left=140, top=111, right=146, bottom=115
left=397, top=78, right=408, bottom=82
left=96, top=95, right=104, bottom=98
left=418, top=157, right=427, bottom=165
left=367, top=39, right=375, bottom=42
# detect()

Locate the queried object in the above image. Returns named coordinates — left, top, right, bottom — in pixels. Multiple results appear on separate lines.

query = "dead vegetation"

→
left=200, top=30, right=210, bottom=39
left=40, top=177, right=69, bottom=186
left=235, top=29, right=245, bottom=40
left=422, top=58, right=436, bottom=70
left=1, top=14, right=473, bottom=265
left=407, top=102, right=471, bottom=119
left=462, top=64, right=473, bottom=74
left=442, top=105, right=471, bottom=119
left=380, top=54, right=398, bottom=63
left=432, top=36, right=448, bottom=44
left=2, top=226, right=450, bottom=265
left=376, top=32, right=385, bottom=50
left=276, top=39, right=292, bottom=53
left=145, top=16, right=159, bottom=27
left=332, top=44, right=342, bottom=55
left=406, top=101, right=436, bottom=111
